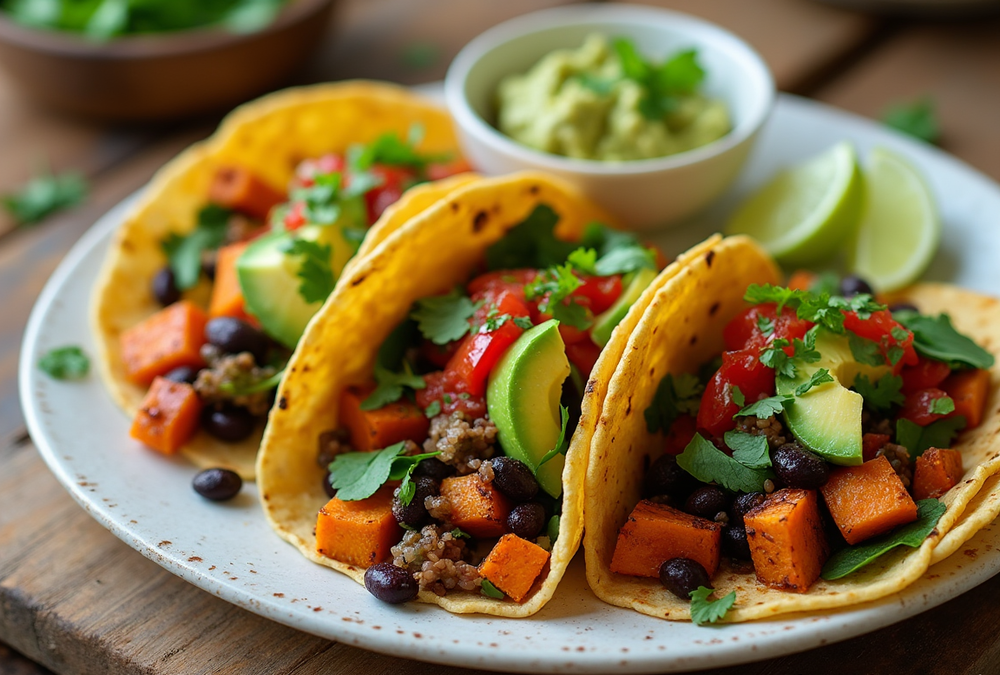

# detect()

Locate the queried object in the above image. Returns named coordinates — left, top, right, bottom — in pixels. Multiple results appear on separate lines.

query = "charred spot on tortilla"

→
left=450, top=202, right=460, bottom=213
left=529, top=185, right=540, bottom=195
left=122, top=239, right=134, bottom=251
left=473, top=210, right=489, bottom=232
left=351, top=274, right=368, bottom=287
left=278, top=396, right=288, bottom=410
left=586, top=380, right=596, bottom=394
left=705, top=250, right=715, bottom=267
left=625, top=397, right=632, bottom=416
left=709, top=302, right=720, bottom=316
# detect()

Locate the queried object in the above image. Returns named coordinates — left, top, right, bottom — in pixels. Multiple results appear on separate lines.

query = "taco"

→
left=256, top=172, right=720, bottom=615
left=584, top=236, right=998, bottom=623
left=90, top=81, right=474, bottom=479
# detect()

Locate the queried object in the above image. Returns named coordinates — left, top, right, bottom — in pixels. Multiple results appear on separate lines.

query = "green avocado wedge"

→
left=487, top=319, right=571, bottom=498
left=776, top=329, right=890, bottom=465
left=591, top=267, right=657, bottom=347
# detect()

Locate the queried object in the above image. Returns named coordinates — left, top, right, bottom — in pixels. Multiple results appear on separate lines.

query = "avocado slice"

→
left=486, top=319, right=571, bottom=498
left=776, top=328, right=890, bottom=465
left=590, top=267, right=658, bottom=347
left=237, top=224, right=354, bottom=349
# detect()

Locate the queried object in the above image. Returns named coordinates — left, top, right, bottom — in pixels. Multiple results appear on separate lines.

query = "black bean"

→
left=644, top=454, right=694, bottom=500
left=322, top=469, right=337, bottom=499
left=839, top=275, right=874, bottom=298
left=192, top=468, right=242, bottom=501
left=412, top=457, right=455, bottom=481
left=730, top=492, right=766, bottom=528
left=507, top=502, right=546, bottom=539
left=364, top=562, right=419, bottom=604
left=152, top=267, right=181, bottom=306
left=659, top=558, right=712, bottom=600
left=684, top=486, right=728, bottom=520
left=201, top=255, right=217, bottom=281
left=889, top=302, right=919, bottom=314
left=772, top=443, right=830, bottom=489
left=201, top=406, right=256, bottom=442
left=491, top=457, right=539, bottom=502
left=722, top=525, right=752, bottom=560
left=392, top=477, right=439, bottom=528
left=164, top=365, right=200, bottom=385
left=205, top=317, right=270, bottom=365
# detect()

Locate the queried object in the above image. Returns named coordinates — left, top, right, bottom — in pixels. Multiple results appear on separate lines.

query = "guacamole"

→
left=496, top=34, right=730, bottom=162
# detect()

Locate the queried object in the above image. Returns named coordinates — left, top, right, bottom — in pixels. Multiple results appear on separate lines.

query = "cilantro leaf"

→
left=644, top=373, right=704, bottom=433
left=393, top=451, right=443, bottom=505
left=575, top=73, right=617, bottom=95
left=676, top=434, right=772, bottom=493
left=593, top=245, right=656, bottom=276
left=410, top=287, right=478, bottom=345
left=731, top=386, right=745, bottom=408
left=896, top=417, right=967, bottom=460
left=929, top=396, right=955, bottom=416
left=760, top=339, right=795, bottom=378
left=613, top=39, right=704, bottom=121
left=794, top=368, right=834, bottom=396
left=219, top=368, right=284, bottom=396
left=450, top=528, right=471, bottom=539
left=480, top=579, right=505, bottom=599
left=894, top=311, right=995, bottom=369
left=822, top=499, right=946, bottom=580
left=279, top=237, right=335, bottom=304
left=744, top=284, right=885, bottom=334
left=38, top=345, right=90, bottom=380
left=852, top=374, right=905, bottom=412
left=485, top=204, right=577, bottom=270
left=361, top=363, right=426, bottom=410
left=723, top=432, right=771, bottom=469
left=689, top=587, right=736, bottom=626
left=3, top=170, right=87, bottom=225
left=349, top=126, right=450, bottom=172
left=848, top=333, right=887, bottom=367
left=567, top=247, right=598, bottom=274
left=538, top=405, right=571, bottom=467
left=329, top=444, right=439, bottom=502
left=734, top=394, right=794, bottom=419
left=547, top=514, right=561, bottom=543
left=882, top=97, right=940, bottom=144
left=525, top=263, right=592, bottom=330
left=424, top=400, right=441, bottom=419
left=513, top=316, right=533, bottom=330
left=161, top=204, right=231, bottom=290
left=756, top=314, right=774, bottom=337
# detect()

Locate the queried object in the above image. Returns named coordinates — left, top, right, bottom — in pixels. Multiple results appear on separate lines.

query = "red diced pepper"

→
left=898, top=387, right=954, bottom=426
left=900, top=357, right=952, bottom=394
left=445, top=320, right=525, bottom=397
left=573, top=275, right=623, bottom=315
left=843, top=309, right=918, bottom=372
left=697, top=349, right=776, bottom=439
left=566, top=339, right=603, bottom=376
left=415, top=371, right=487, bottom=419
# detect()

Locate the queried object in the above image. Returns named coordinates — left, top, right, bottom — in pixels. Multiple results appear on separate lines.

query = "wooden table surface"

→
left=3, top=1, right=1000, bottom=673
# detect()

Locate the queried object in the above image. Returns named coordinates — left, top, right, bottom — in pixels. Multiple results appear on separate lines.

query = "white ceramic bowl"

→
left=445, top=4, right=775, bottom=230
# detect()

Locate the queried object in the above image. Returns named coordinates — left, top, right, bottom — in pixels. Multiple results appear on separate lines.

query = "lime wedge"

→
left=847, top=147, right=940, bottom=292
left=726, top=141, right=863, bottom=266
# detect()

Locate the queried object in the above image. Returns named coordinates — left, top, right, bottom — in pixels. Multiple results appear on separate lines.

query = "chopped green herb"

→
left=794, top=368, right=834, bottom=396
left=513, top=316, right=533, bottom=330
left=219, top=368, right=285, bottom=396
left=3, top=169, right=86, bottom=226
left=928, top=396, right=955, bottom=416
left=760, top=339, right=795, bottom=378
left=162, top=204, right=231, bottom=290
left=279, top=238, right=335, bottom=304
left=848, top=333, right=887, bottom=367
left=896, top=416, right=966, bottom=460
left=350, top=126, right=450, bottom=172
left=547, top=514, right=560, bottom=543
left=361, top=362, right=425, bottom=411
left=676, top=434, right=772, bottom=493
left=485, top=204, right=578, bottom=270
left=450, top=528, right=471, bottom=539
left=756, top=314, right=775, bottom=337
left=394, top=451, right=442, bottom=505
left=538, top=405, right=570, bottom=467
left=644, top=373, right=704, bottom=434
left=38, top=345, right=90, bottom=380
left=567, top=247, right=598, bottom=274
left=731, top=385, right=745, bottom=408
left=689, top=586, right=736, bottom=626
left=822, top=499, right=946, bottom=579
left=328, top=443, right=439, bottom=502
left=723, top=432, right=771, bottom=469
left=894, top=311, right=995, bottom=370
left=575, top=72, right=617, bottom=96
left=882, top=97, right=940, bottom=144
left=734, top=394, right=794, bottom=419
left=744, top=284, right=884, bottom=334
left=424, top=400, right=442, bottom=419
left=525, top=263, right=591, bottom=330
left=852, top=373, right=905, bottom=413
left=480, top=579, right=505, bottom=599
left=410, top=287, right=478, bottom=345
left=613, top=39, right=705, bottom=121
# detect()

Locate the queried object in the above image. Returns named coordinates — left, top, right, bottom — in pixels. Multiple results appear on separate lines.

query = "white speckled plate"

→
left=19, top=93, right=1000, bottom=673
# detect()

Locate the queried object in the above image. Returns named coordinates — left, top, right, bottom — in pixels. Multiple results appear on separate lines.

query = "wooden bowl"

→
left=0, top=0, right=336, bottom=122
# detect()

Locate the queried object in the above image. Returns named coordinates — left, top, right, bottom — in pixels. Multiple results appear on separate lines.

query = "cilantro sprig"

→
left=852, top=373, right=904, bottom=413
left=676, top=434, right=773, bottom=493
left=162, top=204, right=231, bottom=290
left=361, top=362, right=425, bottom=410
left=279, top=238, right=335, bottom=304
left=38, top=345, right=90, bottom=380
left=734, top=394, right=794, bottom=419
left=744, top=284, right=884, bottom=334
left=524, top=264, right=591, bottom=330
left=327, top=442, right=439, bottom=502
left=613, top=39, right=705, bottom=121
left=689, top=587, right=736, bottom=626
left=410, top=287, right=480, bottom=345
left=896, top=417, right=966, bottom=460
left=3, top=169, right=87, bottom=226
left=894, top=311, right=995, bottom=370
left=538, top=405, right=571, bottom=467
left=349, top=126, right=450, bottom=173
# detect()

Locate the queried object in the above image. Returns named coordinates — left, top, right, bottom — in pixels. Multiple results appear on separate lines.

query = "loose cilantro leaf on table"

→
left=894, top=311, right=995, bottom=369
left=723, top=432, right=771, bottom=469
left=38, top=345, right=90, bottom=380
left=411, top=287, right=479, bottom=345
left=644, top=373, right=704, bottom=433
left=852, top=373, right=905, bottom=413
left=328, top=442, right=439, bottom=502
left=3, top=170, right=87, bottom=226
left=279, top=238, right=335, bottom=304
left=689, top=587, right=736, bottom=626
left=795, top=368, right=834, bottom=396
left=882, top=97, right=940, bottom=144
left=538, top=405, right=571, bottom=467
left=734, top=394, right=794, bottom=419
left=361, top=362, right=425, bottom=411
left=676, top=434, right=773, bottom=493
left=896, top=417, right=966, bottom=460
left=822, top=499, right=946, bottom=580
left=162, top=204, right=231, bottom=290
left=480, top=579, right=506, bottom=599
left=485, top=204, right=578, bottom=270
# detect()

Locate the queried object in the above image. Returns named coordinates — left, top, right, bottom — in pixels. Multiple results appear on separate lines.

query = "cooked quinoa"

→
left=391, top=524, right=481, bottom=596
left=734, top=414, right=788, bottom=449
left=423, top=412, right=498, bottom=474
left=194, top=345, right=276, bottom=415
left=877, top=442, right=913, bottom=488
left=317, top=428, right=352, bottom=467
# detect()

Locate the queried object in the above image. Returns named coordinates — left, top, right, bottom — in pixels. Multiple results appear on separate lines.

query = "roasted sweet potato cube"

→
left=209, top=165, right=285, bottom=221
left=208, top=241, right=252, bottom=320
left=120, top=300, right=208, bottom=385
left=942, top=368, right=991, bottom=429
left=315, top=486, right=400, bottom=567
left=339, top=385, right=431, bottom=452
left=129, top=377, right=203, bottom=455
left=913, top=447, right=964, bottom=500
left=820, top=455, right=918, bottom=545
left=479, top=533, right=550, bottom=602
left=439, top=475, right=512, bottom=538
left=609, top=500, right=721, bottom=578
left=745, top=488, right=829, bottom=593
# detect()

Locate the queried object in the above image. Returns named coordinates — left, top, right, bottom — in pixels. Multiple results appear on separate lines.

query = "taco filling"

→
left=125, top=130, right=469, bottom=460
left=609, top=269, right=995, bottom=620
left=312, top=208, right=661, bottom=604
